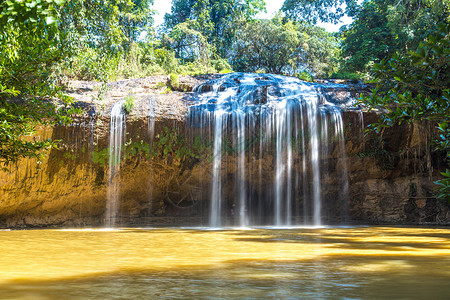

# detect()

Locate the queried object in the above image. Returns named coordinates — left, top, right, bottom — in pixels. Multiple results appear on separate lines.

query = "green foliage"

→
left=0, top=0, right=65, bottom=27
left=232, top=17, right=339, bottom=76
left=169, top=73, right=179, bottom=90
left=362, top=23, right=450, bottom=202
left=295, top=71, right=314, bottom=82
left=340, top=0, right=450, bottom=72
left=123, top=95, right=135, bottom=114
left=176, top=61, right=218, bottom=76
left=437, top=121, right=450, bottom=160
left=152, top=127, right=208, bottom=161
left=164, top=0, right=266, bottom=58
left=364, top=24, right=449, bottom=126
left=328, top=71, right=363, bottom=81
left=91, top=147, right=109, bottom=167
left=340, top=0, right=404, bottom=72
left=62, top=38, right=236, bottom=81
left=56, top=0, right=156, bottom=81
left=212, top=58, right=232, bottom=73
left=59, top=0, right=154, bottom=51
left=0, top=0, right=81, bottom=167
left=64, top=47, right=114, bottom=81
left=282, top=0, right=358, bottom=24
left=91, top=129, right=210, bottom=168
left=154, top=48, right=179, bottom=74
left=169, top=19, right=212, bottom=65
left=111, top=42, right=164, bottom=79
left=435, top=170, right=450, bottom=204
left=124, top=139, right=151, bottom=160
left=232, top=18, right=296, bottom=74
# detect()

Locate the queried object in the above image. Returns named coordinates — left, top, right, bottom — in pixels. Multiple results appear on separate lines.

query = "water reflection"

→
left=0, top=227, right=449, bottom=299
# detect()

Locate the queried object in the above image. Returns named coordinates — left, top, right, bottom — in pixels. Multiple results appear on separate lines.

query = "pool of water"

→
left=1, top=226, right=449, bottom=299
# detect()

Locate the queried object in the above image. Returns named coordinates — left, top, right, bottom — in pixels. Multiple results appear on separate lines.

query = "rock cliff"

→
left=0, top=75, right=448, bottom=228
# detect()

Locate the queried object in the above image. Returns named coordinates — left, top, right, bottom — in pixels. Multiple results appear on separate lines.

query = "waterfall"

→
left=147, top=97, right=156, bottom=217
left=106, top=100, right=126, bottom=227
left=188, top=73, right=351, bottom=228
left=210, top=110, right=224, bottom=228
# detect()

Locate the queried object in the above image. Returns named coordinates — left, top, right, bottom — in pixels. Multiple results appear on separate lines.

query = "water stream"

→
left=105, top=100, right=126, bottom=227
left=188, top=73, right=350, bottom=228
left=105, top=74, right=353, bottom=228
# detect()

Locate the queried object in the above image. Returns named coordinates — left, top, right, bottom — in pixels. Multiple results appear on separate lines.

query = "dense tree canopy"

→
left=282, top=0, right=359, bottom=23
left=164, top=0, right=266, bottom=57
left=340, top=0, right=398, bottom=72
left=169, top=19, right=212, bottom=64
left=231, top=17, right=339, bottom=76
left=340, top=0, right=450, bottom=72
left=59, top=0, right=154, bottom=50
left=0, top=0, right=77, bottom=166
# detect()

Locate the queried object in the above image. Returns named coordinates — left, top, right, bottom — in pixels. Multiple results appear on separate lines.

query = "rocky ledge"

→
left=0, top=74, right=448, bottom=228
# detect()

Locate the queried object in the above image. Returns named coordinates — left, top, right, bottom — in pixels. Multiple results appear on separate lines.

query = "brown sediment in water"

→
left=0, top=227, right=449, bottom=299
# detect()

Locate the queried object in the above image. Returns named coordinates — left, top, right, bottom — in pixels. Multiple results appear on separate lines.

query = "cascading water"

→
left=147, top=97, right=156, bottom=216
left=210, top=110, right=224, bottom=227
left=188, top=73, right=351, bottom=228
left=105, top=100, right=126, bottom=227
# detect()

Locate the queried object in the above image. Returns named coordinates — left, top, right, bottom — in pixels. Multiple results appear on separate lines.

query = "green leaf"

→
left=45, top=16, right=55, bottom=24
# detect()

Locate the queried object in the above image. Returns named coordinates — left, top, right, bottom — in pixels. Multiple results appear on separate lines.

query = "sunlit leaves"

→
left=0, top=0, right=65, bottom=26
left=231, top=17, right=339, bottom=76
left=362, top=23, right=450, bottom=202
left=341, top=0, right=449, bottom=72
left=164, top=0, right=266, bottom=57
left=0, top=0, right=80, bottom=167
left=282, top=0, right=358, bottom=24
left=170, top=20, right=212, bottom=64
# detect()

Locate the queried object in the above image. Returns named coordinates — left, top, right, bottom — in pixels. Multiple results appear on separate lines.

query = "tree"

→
left=118, top=0, right=154, bottom=44
left=297, top=22, right=341, bottom=76
left=59, top=0, right=154, bottom=50
left=0, top=0, right=78, bottom=167
left=232, top=18, right=299, bottom=74
left=231, top=17, right=339, bottom=76
left=340, top=0, right=398, bottom=72
left=282, top=0, right=359, bottom=24
left=363, top=23, right=450, bottom=202
left=340, top=0, right=450, bottom=72
left=55, top=0, right=155, bottom=81
left=164, top=0, right=266, bottom=57
left=169, top=20, right=211, bottom=64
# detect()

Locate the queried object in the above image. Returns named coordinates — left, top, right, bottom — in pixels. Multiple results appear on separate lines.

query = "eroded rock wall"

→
left=343, top=111, right=449, bottom=224
left=0, top=111, right=448, bottom=228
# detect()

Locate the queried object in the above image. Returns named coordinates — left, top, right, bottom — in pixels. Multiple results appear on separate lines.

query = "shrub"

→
left=66, top=48, right=110, bottom=81
left=328, top=71, right=363, bottom=81
left=295, top=71, right=314, bottom=82
left=168, top=73, right=179, bottom=90
left=212, top=58, right=232, bottom=72
left=154, top=48, right=179, bottom=74
left=219, top=68, right=233, bottom=74
left=145, top=64, right=165, bottom=75
left=122, top=95, right=135, bottom=114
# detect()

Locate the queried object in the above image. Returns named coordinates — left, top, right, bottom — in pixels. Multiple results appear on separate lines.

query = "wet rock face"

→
left=194, top=73, right=358, bottom=109
left=0, top=112, right=447, bottom=228
left=0, top=74, right=448, bottom=228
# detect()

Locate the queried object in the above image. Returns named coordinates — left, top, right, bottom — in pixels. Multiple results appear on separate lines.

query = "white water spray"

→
left=188, top=73, right=351, bottom=228
left=106, top=100, right=126, bottom=227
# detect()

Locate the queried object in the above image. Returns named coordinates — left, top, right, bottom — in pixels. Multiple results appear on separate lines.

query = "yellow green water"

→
left=0, top=226, right=449, bottom=299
